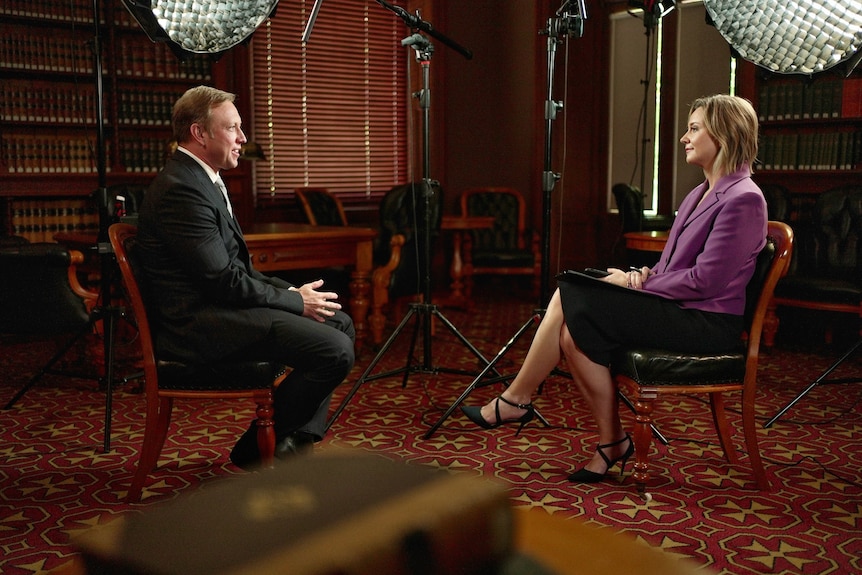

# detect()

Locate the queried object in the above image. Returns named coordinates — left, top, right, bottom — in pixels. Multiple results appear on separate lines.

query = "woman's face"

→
left=680, top=107, right=719, bottom=172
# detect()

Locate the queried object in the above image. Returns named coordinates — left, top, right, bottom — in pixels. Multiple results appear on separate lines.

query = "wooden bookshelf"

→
left=0, top=1, right=219, bottom=239
left=743, top=66, right=862, bottom=195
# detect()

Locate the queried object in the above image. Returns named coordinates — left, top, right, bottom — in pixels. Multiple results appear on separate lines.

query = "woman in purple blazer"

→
left=461, top=94, right=767, bottom=483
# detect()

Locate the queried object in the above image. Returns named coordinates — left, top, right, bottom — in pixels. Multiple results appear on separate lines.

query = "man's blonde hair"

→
left=172, top=85, right=236, bottom=144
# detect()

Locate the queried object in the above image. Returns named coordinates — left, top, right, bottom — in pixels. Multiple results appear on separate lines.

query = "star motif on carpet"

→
left=511, top=491, right=568, bottom=513
left=19, top=476, right=78, bottom=497
left=505, top=461, right=562, bottom=481
left=739, top=538, right=819, bottom=570
left=714, top=499, right=782, bottom=524
left=421, top=434, right=484, bottom=451
left=695, top=467, right=751, bottom=488
left=613, top=495, right=678, bottom=520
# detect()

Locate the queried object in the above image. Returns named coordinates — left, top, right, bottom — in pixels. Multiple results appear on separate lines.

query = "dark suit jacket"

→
left=137, top=151, right=305, bottom=363
left=646, top=164, right=767, bottom=316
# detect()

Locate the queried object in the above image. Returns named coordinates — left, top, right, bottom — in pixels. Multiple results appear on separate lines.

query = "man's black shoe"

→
left=274, top=431, right=315, bottom=460
left=229, top=429, right=316, bottom=471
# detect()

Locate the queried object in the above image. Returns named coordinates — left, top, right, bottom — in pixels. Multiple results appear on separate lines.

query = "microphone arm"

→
left=375, top=0, right=473, bottom=60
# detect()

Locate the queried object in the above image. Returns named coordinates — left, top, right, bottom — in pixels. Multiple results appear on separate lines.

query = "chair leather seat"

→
left=774, top=275, right=862, bottom=305
left=157, top=360, right=285, bottom=391
left=611, top=347, right=746, bottom=386
left=472, top=249, right=535, bottom=268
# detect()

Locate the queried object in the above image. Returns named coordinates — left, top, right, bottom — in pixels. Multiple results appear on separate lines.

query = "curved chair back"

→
left=461, top=187, right=527, bottom=251
left=0, top=243, right=95, bottom=335
left=295, top=187, right=348, bottom=227
left=378, top=181, right=443, bottom=298
left=611, top=183, right=645, bottom=234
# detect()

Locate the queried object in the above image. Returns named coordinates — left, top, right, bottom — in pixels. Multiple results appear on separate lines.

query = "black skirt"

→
left=558, top=276, right=743, bottom=367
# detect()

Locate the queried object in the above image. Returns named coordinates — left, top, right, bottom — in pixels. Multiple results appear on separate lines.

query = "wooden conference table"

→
left=57, top=218, right=495, bottom=351
left=56, top=223, right=378, bottom=351
left=244, top=222, right=377, bottom=350
left=623, top=230, right=669, bottom=253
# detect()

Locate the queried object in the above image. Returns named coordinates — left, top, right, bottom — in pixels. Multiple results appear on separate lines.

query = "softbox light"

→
left=122, top=0, right=279, bottom=60
left=704, top=0, right=862, bottom=76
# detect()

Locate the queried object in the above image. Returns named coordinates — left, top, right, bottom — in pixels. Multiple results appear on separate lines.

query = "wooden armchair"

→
left=460, top=187, right=541, bottom=297
left=369, top=182, right=443, bottom=346
left=2, top=242, right=99, bottom=409
left=763, top=185, right=862, bottom=347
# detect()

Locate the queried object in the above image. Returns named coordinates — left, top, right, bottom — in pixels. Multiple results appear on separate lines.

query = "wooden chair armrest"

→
left=372, top=234, right=406, bottom=306
left=68, top=249, right=99, bottom=307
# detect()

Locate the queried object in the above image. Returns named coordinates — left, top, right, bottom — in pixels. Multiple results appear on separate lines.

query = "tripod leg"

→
left=326, top=307, right=418, bottom=430
left=3, top=317, right=97, bottom=410
left=763, top=338, right=862, bottom=428
left=423, top=312, right=542, bottom=439
left=432, top=308, right=499, bottom=371
left=101, top=304, right=118, bottom=452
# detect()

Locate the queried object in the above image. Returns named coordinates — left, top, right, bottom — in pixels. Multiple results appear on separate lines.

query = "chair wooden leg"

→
left=127, top=396, right=172, bottom=503
left=255, top=391, right=275, bottom=468
left=632, top=393, right=655, bottom=496
left=742, top=390, right=771, bottom=491
left=709, top=393, right=739, bottom=465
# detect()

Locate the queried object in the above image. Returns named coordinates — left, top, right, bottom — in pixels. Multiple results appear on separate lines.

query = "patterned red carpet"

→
left=1, top=283, right=861, bottom=575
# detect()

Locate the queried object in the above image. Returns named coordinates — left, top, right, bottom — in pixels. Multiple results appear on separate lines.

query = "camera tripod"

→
left=326, top=6, right=495, bottom=431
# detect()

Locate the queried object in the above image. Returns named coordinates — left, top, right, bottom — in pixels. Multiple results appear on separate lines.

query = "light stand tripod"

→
left=2, top=0, right=126, bottom=453
left=422, top=2, right=584, bottom=440
left=326, top=4, right=490, bottom=431
left=424, top=1, right=668, bottom=444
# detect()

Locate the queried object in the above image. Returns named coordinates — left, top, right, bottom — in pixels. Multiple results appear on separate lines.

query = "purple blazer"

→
left=644, top=164, right=767, bottom=316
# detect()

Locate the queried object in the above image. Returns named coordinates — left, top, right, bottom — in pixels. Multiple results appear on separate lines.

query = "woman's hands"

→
left=605, top=266, right=651, bottom=289
left=290, top=279, right=342, bottom=322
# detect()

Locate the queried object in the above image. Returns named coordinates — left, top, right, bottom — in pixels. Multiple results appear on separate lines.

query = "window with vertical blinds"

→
left=250, top=1, right=409, bottom=203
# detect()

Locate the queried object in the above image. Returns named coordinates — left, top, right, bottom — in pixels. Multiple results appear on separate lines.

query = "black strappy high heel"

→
left=460, top=395, right=535, bottom=436
left=567, top=434, right=634, bottom=484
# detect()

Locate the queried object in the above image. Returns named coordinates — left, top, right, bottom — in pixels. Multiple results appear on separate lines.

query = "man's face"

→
left=195, top=101, right=246, bottom=172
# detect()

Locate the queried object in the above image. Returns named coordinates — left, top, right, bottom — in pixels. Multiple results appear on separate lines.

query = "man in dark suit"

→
left=136, top=86, right=355, bottom=469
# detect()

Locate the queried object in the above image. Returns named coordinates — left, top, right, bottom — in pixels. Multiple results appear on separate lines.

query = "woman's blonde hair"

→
left=689, top=94, right=759, bottom=177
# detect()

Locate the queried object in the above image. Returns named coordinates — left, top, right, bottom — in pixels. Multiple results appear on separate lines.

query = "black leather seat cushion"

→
left=612, top=346, right=746, bottom=386
left=157, top=360, right=285, bottom=391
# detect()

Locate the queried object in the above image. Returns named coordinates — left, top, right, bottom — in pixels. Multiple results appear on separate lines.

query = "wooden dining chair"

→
left=612, top=221, right=793, bottom=498
left=109, top=223, right=286, bottom=502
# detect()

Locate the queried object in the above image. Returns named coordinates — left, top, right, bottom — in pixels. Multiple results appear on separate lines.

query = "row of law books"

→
left=9, top=198, right=100, bottom=243
left=113, top=38, right=212, bottom=81
left=1, top=82, right=101, bottom=124
left=119, top=138, right=171, bottom=173
left=759, top=131, right=862, bottom=171
left=0, top=25, right=92, bottom=74
left=2, top=136, right=111, bottom=174
left=757, top=78, right=862, bottom=122
left=0, top=0, right=95, bottom=23
left=118, top=91, right=183, bottom=126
